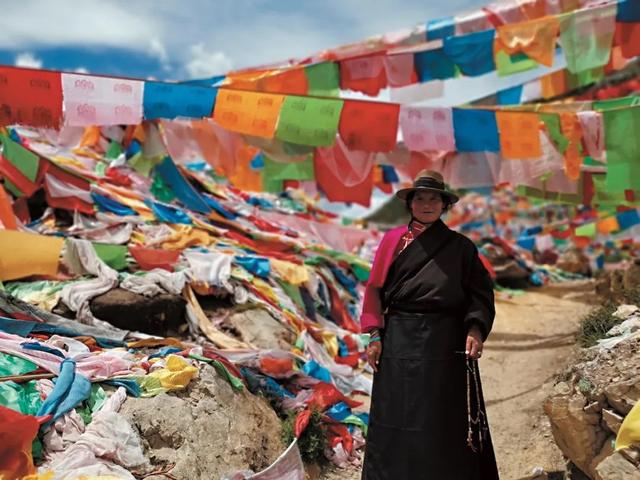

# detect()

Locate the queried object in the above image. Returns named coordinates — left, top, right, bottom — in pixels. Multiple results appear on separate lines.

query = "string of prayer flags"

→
left=275, top=96, right=343, bottom=147
left=213, top=90, right=284, bottom=139
left=143, top=82, right=217, bottom=120
left=0, top=67, right=63, bottom=128
left=338, top=101, right=399, bottom=152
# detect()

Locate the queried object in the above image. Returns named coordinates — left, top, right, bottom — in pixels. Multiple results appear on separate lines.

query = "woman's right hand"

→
left=366, top=342, right=382, bottom=373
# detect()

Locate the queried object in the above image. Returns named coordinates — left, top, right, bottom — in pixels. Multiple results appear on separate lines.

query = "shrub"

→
left=578, top=302, right=620, bottom=347
left=282, top=409, right=328, bottom=465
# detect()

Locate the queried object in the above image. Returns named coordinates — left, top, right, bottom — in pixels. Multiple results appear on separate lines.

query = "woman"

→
left=361, top=170, right=499, bottom=479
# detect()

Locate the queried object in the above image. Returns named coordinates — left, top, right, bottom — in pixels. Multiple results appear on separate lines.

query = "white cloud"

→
left=184, top=44, right=234, bottom=78
left=14, top=52, right=43, bottom=68
left=0, top=0, right=162, bottom=50
left=74, top=66, right=89, bottom=74
left=149, top=37, right=172, bottom=72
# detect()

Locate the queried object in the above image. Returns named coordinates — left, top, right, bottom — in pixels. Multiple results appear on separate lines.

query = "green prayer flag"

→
left=151, top=173, right=176, bottom=202
left=0, top=352, right=38, bottom=377
left=0, top=380, right=42, bottom=415
left=575, top=222, right=596, bottom=237
left=594, top=96, right=640, bottom=112
left=559, top=8, right=615, bottom=74
left=261, top=154, right=315, bottom=193
left=495, top=50, right=537, bottom=77
left=305, top=62, right=340, bottom=97
left=3, top=179, right=23, bottom=197
left=275, top=96, right=343, bottom=147
left=352, top=263, right=370, bottom=282
left=105, top=141, right=123, bottom=160
left=94, top=162, right=107, bottom=177
left=277, top=280, right=304, bottom=309
left=0, top=135, right=40, bottom=181
left=539, top=113, right=569, bottom=154
left=602, top=107, right=640, bottom=192
left=92, top=243, right=129, bottom=271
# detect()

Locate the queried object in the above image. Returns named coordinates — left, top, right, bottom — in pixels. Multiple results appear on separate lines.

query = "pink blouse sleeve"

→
left=360, top=234, right=389, bottom=333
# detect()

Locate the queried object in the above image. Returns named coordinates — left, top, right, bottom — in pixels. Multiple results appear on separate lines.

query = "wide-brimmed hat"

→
left=395, top=170, right=459, bottom=204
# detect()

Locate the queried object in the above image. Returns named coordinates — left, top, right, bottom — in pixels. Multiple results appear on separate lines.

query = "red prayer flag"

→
left=129, top=246, right=181, bottom=271
left=339, top=100, right=399, bottom=152
left=0, top=67, right=63, bottom=128
left=615, top=22, right=640, bottom=59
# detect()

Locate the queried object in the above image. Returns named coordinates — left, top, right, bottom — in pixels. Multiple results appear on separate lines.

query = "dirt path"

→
left=321, top=282, right=594, bottom=480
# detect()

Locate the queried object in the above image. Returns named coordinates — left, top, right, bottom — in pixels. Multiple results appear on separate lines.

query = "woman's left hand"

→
left=466, top=325, right=484, bottom=360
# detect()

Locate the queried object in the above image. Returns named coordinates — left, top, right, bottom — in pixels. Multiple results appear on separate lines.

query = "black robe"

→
left=362, top=219, right=499, bottom=480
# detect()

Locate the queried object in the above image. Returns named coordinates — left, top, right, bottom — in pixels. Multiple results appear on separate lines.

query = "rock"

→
left=591, top=437, right=615, bottom=477
left=604, top=379, right=640, bottom=416
left=227, top=308, right=296, bottom=350
left=602, top=409, right=624, bottom=434
left=90, top=288, right=185, bottom=336
left=614, top=306, right=640, bottom=320
left=623, top=261, right=640, bottom=292
left=544, top=393, right=608, bottom=475
left=594, top=451, right=640, bottom=480
left=121, top=364, right=285, bottom=480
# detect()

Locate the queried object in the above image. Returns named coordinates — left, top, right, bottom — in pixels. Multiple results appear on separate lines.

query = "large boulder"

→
left=543, top=391, right=608, bottom=474
left=121, top=364, right=285, bottom=479
left=90, top=288, right=186, bottom=335
left=594, top=451, right=640, bottom=480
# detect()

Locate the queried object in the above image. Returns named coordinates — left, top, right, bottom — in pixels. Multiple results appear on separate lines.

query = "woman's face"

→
left=411, top=191, right=445, bottom=224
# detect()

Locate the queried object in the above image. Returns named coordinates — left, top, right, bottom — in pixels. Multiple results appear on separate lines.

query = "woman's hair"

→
left=405, top=190, right=452, bottom=213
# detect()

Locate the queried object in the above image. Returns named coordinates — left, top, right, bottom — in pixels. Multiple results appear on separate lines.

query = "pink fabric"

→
left=399, top=106, right=455, bottom=152
left=577, top=111, right=605, bottom=162
left=384, top=54, right=415, bottom=88
left=61, top=74, right=143, bottom=126
left=360, top=226, right=407, bottom=332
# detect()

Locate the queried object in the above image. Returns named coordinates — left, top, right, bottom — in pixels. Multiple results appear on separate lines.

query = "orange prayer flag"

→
left=79, top=126, right=101, bottom=148
left=213, top=89, right=284, bottom=138
left=259, top=68, right=309, bottom=95
left=519, top=0, right=547, bottom=20
left=496, top=111, right=542, bottom=159
left=597, top=216, right=619, bottom=234
left=223, top=70, right=267, bottom=90
left=497, top=16, right=560, bottom=67
left=0, top=230, right=64, bottom=280
left=560, top=113, right=583, bottom=181
left=540, top=70, right=567, bottom=98
left=228, top=144, right=262, bottom=192
left=0, top=183, right=17, bottom=229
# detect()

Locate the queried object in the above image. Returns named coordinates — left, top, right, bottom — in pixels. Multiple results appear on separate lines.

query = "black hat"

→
left=395, top=169, right=459, bottom=204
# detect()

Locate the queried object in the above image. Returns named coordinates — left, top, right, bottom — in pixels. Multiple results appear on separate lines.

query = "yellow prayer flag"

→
left=0, top=230, right=64, bottom=281
left=213, top=89, right=284, bottom=138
